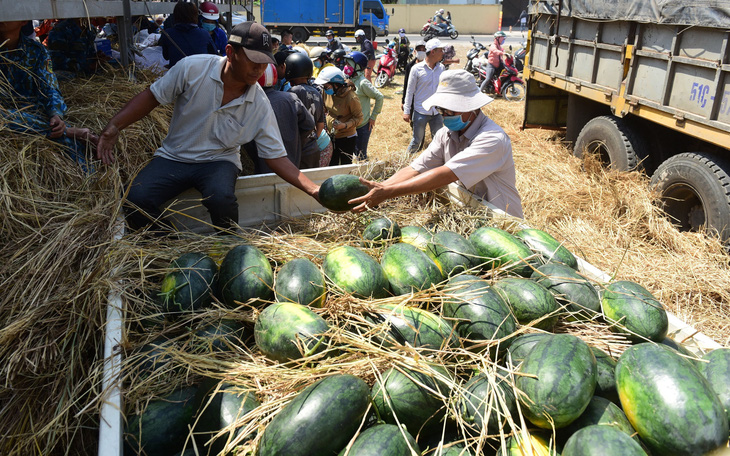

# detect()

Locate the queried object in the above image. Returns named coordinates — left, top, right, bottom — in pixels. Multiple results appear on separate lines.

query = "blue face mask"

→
left=443, top=114, right=471, bottom=131
left=324, top=87, right=335, bottom=95
left=314, top=60, right=322, bottom=68
left=201, top=22, right=216, bottom=32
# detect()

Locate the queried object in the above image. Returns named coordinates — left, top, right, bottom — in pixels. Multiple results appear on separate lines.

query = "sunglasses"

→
left=435, top=107, right=458, bottom=116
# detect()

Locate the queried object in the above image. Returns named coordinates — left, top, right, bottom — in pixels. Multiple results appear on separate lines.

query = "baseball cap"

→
left=422, top=70, right=494, bottom=112
left=228, top=21, right=275, bottom=64
left=425, top=38, right=445, bottom=52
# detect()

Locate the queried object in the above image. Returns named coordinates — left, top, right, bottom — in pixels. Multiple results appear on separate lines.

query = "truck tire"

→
left=650, top=152, right=730, bottom=242
left=573, top=116, right=648, bottom=172
left=366, top=26, right=376, bottom=42
left=291, top=27, right=309, bottom=43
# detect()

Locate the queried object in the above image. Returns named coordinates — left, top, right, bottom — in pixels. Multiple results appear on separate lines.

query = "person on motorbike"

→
left=309, top=46, right=334, bottom=78
left=481, top=30, right=506, bottom=93
left=433, top=9, right=449, bottom=33
left=325, top=29, right=343, bottom=53
left=394, top=28, right=410, bottom=56
left=345, top=51, right=383, bottom=160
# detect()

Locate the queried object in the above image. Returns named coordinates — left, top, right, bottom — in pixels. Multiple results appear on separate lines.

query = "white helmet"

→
left=309, top=46, right=327, bottom=59
left=314, top=66, right=347, bottom=85
left=354, top=29, right=365, bottom=38
left=292, top=46, right=308, bottom=56
left=439, top=9, right=445, bottom=14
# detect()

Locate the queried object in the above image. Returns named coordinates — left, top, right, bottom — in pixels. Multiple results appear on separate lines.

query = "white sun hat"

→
left=422, top=70, right=494, bottom=112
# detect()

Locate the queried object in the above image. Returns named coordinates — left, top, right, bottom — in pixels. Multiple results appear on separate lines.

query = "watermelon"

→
left=257, top=374, right=371, bottom=456
left=134, top=336, right=177, bottom=378
left=660, top=337, right=700, bottom=367
left=337, top=424, right=420, bottom=456
left=254, top=302, right=330, bottom=362
left=562, top=425, right=647, bottom=456
left=459, top=371, right=517, bottom=434
left=426, top=442, right=472, bottom=456
left=469, top=226, right=535, bottom=276
left=531, top=263, right=600, bottom=320
left=158, top=252, right=217, bottom=314
left=589, top=347, right=618, bottom=403
left=516, top=334, right=597, bottom=429
left=443, top=274, right=516, bottom=353
left=274, top=258, right=326, bottom=308
left=195, top=383, right=260, bottom=454
left=190, top=319, right=249, bottom=353
left=492, top=277, right=559, bottom=331
left=125, top=385, right=205, bottom=455
left=616, top=343, right=729, bottom=455
left=601, top=281, right=668, bottom=342
left=506, top=333, right=553, bottom=367
left=323, top=246, right=390, bottom=299
left=400, top=226, right=433, bottom=251
left=562, top=396, right=637, bottom=442
left=426, top=231, right=481, bottom=277
left=366, top=303, right=459, bottom=350
left=319, top=174, right=370, bottom=212
left=218, top=245, right=274, bottom=308
left=362, top=217, right=402, bottom=247
left=381, top=243, right=443, bottom=295
left=515, top=229, right=578, bottom=269
left=699, top=348, right=730, bottom=423
left=372, top=364, right=451, bottom=435
left=499, top=433, right=558, bottom=456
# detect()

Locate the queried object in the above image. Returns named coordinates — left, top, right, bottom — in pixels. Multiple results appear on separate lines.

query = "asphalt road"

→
left=306, top=31, right=526, bottom=53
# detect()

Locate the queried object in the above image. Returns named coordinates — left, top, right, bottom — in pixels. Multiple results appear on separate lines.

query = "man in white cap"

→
left=351, top=69, right=523, bottom=218
left=403, top=38, right=445, bottom=154
left=96, top=22, right=321, bottom=233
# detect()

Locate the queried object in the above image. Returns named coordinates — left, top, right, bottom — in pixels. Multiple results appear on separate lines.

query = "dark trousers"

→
left=125, top=156, right=239, bottom=232
left=330, top=135, right=357, bottom=166
left=355, top=124, right=371, bottom=160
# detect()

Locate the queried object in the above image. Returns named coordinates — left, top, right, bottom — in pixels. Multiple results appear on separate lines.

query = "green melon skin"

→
left=158, top=252, right=218, bottom=314
left=218, top=245, right=274, bottom=308
left=562, top=425, right=647, bottom=456
left=516, top=334, right=597, bottom=429
left=433, top=443, right=473, bottom=456
left=515, top=228, right=578, bottom=270
left=254, top=302, right=330, bottom=363
left=337, top=424, right=420, bottom=456
left=134, top=336, right=178, bottom=378
left=492, top=277, right=559, bottom=331
left=381, top=243, right=443, bottom=296
left=319, top=174, right=370, bottom=212
left=190, top=319, right=249, bottom=353
left=589, top=347, right=618, bottom=403
left=372, top=364, right=451, bottom=435
left=400, top=226, right=433, bottom=251
left=367, top=303, right=460, bottom=350
left=562, top=396, right=637, bottom=444
left=469, top=226, right=535, bottom=277
left=601, top=280, right=668, bottom=342
left=257, top=374, right=371, bottom=456
left=443, top=274, right=516, bottom=353
left=125, top=385, right=205, bottom=455
left=195, top=383, right=260, bottom=453
left=700, top=348, right=730, bottom=423
left=274, top=258, right=327, bottom=308
left=660, top=337, right=701, bottom=368
left=532, top=263, right=600, bottom=320
left=426, top=230, right=481, bottom=277
left=506, top=333, right=553, bottom=367
left=362, top=217, right=402, bottom=247
left=459, top=371, right=517, bottom=435
left=616, top=343, right=729, bottom=455
left=323, top=245, right=390, bottom=299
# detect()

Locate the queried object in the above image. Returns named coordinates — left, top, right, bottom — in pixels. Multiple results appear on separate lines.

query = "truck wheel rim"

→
left=662, top=183, right=705, bottom=232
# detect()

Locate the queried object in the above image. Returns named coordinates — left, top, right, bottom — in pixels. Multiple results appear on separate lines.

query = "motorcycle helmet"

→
left=398, top=28, right=406, bottom=34
left=331, top=48, right=347, bottom=66
left=345, top=51, right=368, bottom=73
left=439, top=9, right=445, bottom=14
left=285, top=52, right=314, bottom=80
left=494, top=31, right=507, bottom=39
left=314, top=66, right=347, bottom=86
left=325, top=29, right=335, bottom=37
left=292, top=46, right=308, bottom=56
left=199, top=1, right=220, bottom=21
left=354, top=29, right=366, bottom=38
left=257, top=64, right=278, bottom=88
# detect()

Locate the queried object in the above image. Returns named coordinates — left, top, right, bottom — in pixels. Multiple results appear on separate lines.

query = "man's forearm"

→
left=386, top=166, right=458, bottom=198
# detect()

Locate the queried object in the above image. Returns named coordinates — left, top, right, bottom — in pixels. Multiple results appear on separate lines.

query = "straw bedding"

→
left=0, top=52, right=728, bottom=455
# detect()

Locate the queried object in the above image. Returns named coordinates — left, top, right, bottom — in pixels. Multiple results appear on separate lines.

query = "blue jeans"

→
left=355, top=123, right=371, bottom=160
left=125, top=156, right=239, bottom=232
left=407, top=111, right=444, bottom=154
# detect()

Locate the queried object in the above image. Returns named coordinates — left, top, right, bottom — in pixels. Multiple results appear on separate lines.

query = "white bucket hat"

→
left=422, top=70, right=494, bottom=112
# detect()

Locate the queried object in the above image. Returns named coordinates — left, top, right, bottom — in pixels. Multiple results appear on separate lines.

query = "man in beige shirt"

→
left=351, top=69, right=523, bottom=218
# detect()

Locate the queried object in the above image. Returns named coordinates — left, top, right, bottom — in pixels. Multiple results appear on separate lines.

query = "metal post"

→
left=116, top=0, right=133, bottom=68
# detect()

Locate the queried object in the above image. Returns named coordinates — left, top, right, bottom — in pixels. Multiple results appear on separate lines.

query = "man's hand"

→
left=96, top=124, right=120, bottom=165
left=334, top=122, right=346, bottom=131
left=48, top=115, right=66, bottom=139
left=369, top=118, right=376, bottom=131
left=402, top=113, right=411, bottom=123
left=348, top=177, right=390, bottom=213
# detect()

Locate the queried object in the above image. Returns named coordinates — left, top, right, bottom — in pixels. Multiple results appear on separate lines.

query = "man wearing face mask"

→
left=199, top=1, right=227, bottom=55
left=325, top=29, right=342, bottom=53
left=350, top=70, right=523, bottom=218
left=309, top=47, right=334, bottom=78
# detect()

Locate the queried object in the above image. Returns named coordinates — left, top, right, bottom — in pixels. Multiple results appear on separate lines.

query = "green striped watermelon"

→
left=400, top=226, right=433, bottom=251
left=562, top=396, right=637, bottom=443
left=134, top=336, right=178, bottom=378
left=257, top=374, right=371, bottom=456
left=616, top=343, right=729, bottom=455
left=381, top=243, right=443, bottom=295
left=319, top=174, right=369, bottom=212
left=515, top=229, right=578, bottom=269
left=516, top=334, right=597, bottom=429
left=218, top=245, right=274, bottom=308
left=531, top=263, right=600, bottom=320
left=660, top=337, right=701, bottom=368
left=337, top=424, right=420, bottom=456
left=426, top=230, right=481, bottom=277
left=459, top=371, right=517, bottom=434
left=589, top=347, right=618, bottom=403
left=562, top=425, right=647, bottom=456
left=158, top=252, right=218, bottom=315
left=195, top=383, right=260, bottom=454
left=323, top=246, right=390, bottom=299
left=699, top=348, right=730, bottom=423
left=492, top=277, right=559, bottom=331
left=367, top=303, right=459, bottom=350
left=362, top=217, right=402, bottom=247
left=274, top=258, right=327, bottom=308
left=190, top=319, right=248, bottom=353
left=601, top=281, right=668, bottom=342
left=254, top=302, right=330, bottom=362
left=469, top=226, right=535, bottom=276
left=506, top=333, right=553, bottom=367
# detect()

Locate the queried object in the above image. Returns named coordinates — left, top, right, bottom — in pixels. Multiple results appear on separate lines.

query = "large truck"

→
left=523, top=0, right=730, bottom=242
left=260, top=0, right=390, bottom=43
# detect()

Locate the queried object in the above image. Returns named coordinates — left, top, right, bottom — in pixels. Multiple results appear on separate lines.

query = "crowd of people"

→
left=2, top=10, right=523, bottom=232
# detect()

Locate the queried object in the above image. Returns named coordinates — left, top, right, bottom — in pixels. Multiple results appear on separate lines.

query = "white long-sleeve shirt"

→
left=403, top=60, right=444, bottom=116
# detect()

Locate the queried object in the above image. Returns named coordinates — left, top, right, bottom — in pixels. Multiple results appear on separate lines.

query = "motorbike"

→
left=374, top=42, right=398, bottom=88
left=475, top=54, right=526, bottom=102
left=464, top=36, right=487, bottom=80
left=421, top=19, right=459, bottom=40
left=396, top=44, right=413, bottom=73
left=512, top=41, right=527, bottom=73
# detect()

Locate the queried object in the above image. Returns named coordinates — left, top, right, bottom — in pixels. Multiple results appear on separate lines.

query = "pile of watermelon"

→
left=123, top=215, right=730, bottom=456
